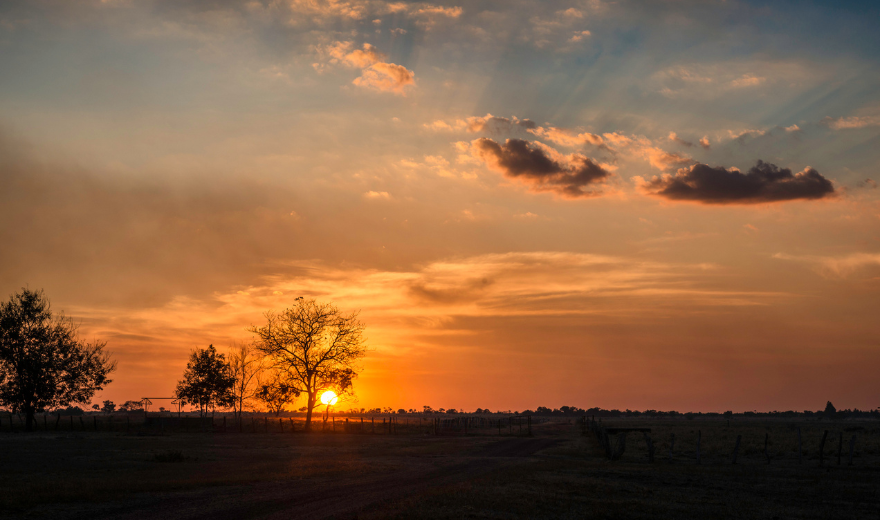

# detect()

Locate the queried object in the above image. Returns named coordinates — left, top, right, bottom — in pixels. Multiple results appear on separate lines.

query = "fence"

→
left=0, top=412, right=540, bottom=437
left=584, top=416, right=866, bottom=467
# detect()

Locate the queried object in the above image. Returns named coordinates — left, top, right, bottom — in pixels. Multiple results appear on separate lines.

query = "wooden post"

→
left=764, top=433, right=771, bottom=464
left=848, top=435, right=856, bottom=465
left=70, top=415, right=73, bottom=430
left=56, top=414, right=61, bottom=431
left=251, top=417, right=255, bottom=433
left=264, top=417, right=268, bottom=434
left=333, top=416, right=336, bottom=433
left=837, top=432, right=843, bottom=465
left=797, top=427, right=802, bottom=464
left=94, top=416, right=97, bottom=430
left=696, top=430, right=701, bottom=465
left=280, top=418, right=283, bottom=433
left=819, top=430, right=828, bottom=467
left=79, top=416, right=84, bottom=429
left=44, top=415, right=47, bottom=430
left=732, top=435, right=741, bottom=464
left=371, top=416, right=374, bottom=434
left=669, top=433, right=675, bottom=463
left=290, top=417, right=294, bottom=432
left=644, top=433, right=655, bottom=463
left=528, top=416, right=532, bottom=436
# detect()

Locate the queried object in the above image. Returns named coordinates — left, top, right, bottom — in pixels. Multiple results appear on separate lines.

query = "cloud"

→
left=699, top=136, right=710, bottom=149
left=364, top=190, right=391, bottom=199
left=637, top=160, right=836, bottom=204
left=668, top=132, right=693, bottom=147
left=823, top=115, right=880, bottom=130
left=425, top=114, right=536, bottom=134
left=773, top=253, right=880, bottom=279
left=528, top=126, right=605, bottom=148
left=321, top=41, right=415, bottom=95
left=353, top=61, right=415, bottom=94
left=470, top=138, right=610, bottom=198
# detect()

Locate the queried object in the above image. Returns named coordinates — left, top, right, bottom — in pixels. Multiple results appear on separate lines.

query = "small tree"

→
left=0, top=288, right=116, bottom=431
left=101, top=400, right=116, bottom=413
left=175, top=345, right=235, bottom=417
left=227, top=341, right=264, bottom=418
left=118, top=400, right=143, bottom=412
left=824, top=401, right=837, bottom=419
left=254, top=368, right=300, bottom=416
left=250, top=299, right=367, bottom=431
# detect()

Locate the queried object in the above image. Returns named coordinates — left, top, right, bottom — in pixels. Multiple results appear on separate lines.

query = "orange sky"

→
left=1, top=0, right=879, bottom=412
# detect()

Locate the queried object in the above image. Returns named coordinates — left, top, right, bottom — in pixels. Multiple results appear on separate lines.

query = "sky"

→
left=1, top=0, right=879, bottom=413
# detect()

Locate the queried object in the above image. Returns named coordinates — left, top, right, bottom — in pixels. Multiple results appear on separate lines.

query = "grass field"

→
left=1, top=416, right=878, bottom=519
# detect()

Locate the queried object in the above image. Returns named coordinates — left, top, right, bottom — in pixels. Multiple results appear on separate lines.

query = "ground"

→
left=1, top=417, right=878, bottom=519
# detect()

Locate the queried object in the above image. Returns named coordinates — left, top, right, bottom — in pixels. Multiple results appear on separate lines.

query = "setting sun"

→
left=320, top=391, right=339, bottom=406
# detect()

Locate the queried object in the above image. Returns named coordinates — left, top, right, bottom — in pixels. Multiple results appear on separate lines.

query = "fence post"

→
left=279, top=418, right=283, bottom=433
left=669, top=433, right=675, bottom=463
left=764, top=433, right=771, bottom=464
left=644, top=433, right=654, bottom=463
left=55, top=414, right=61, bottom=431
left=44, top=414, right=47, bottom=430
left=223, top=416, right=226, bottom=433
left=264, top=417, right=268, bottom=434
left=528, top=416, right=532, bottom=436
left=94, top=416, right=97, bottom=431
left=797, top=427, right=802, bottom=464
left=848, top=435, right=856, bottom=465
left=79, top=416, right=84, bottom=429
left=819, top=430, right=828, bottom=467
left=837, top=432, right=843, bottom=465
left=732, top=435, right=741, bottom=464
left=70, top=415, right=73, bottom=430
left=290, top=417, right=295, bottom=432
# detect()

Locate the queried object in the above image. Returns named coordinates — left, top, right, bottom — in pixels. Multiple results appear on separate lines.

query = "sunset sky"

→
left=1, top=0, right=879, bottom=413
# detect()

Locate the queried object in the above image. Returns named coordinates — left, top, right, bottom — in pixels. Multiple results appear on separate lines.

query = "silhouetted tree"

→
left=175, top=345, right=235, bottom=417
left=118, top=399, right=143, bottom=412
left=101, top=400, right=116, bottom=413
left=227, top=341, right=264, bottom=418
left=254, top=367, right=300, bottom=416
left=251, top=299, right=367, bottom=431
left=0, top=288, right=116, bottom=431
left=824, top=401, right=837, bottom=419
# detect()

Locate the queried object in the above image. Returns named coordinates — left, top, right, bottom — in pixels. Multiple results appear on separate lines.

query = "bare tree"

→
left=227, top=341, right=263, bottom=418
left=250, top=299, right=367, bottom=431
left=0, top=288, right=116, bottom=431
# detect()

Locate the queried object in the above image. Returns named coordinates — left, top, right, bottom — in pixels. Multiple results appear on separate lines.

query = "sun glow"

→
left=320, top=390, right=339, bottom=406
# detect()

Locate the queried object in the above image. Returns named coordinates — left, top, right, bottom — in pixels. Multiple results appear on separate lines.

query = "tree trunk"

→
left=305, top=393, right=316, bottom=431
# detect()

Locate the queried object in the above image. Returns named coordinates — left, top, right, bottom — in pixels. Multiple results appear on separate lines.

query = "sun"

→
left=320, top=390, right=339, bottom=406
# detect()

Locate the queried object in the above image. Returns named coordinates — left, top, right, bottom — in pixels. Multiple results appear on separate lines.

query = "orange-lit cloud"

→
left=319, top=41, right=415, bottom=94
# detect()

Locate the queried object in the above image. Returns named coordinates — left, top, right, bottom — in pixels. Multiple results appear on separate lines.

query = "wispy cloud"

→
left=773, top=252, right=880, bottom=278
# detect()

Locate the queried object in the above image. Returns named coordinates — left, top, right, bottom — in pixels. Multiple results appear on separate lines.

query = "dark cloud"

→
left=668, top=132, right=693, bottom=147
left=641, top=160, right=836, bottom=204
left=472, top=138, right=610, bottom=198
left=466, top=115, right=537, bottom=134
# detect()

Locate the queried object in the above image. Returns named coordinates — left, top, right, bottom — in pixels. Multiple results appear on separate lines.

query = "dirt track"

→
left=46, top=437, right=561, bottom=520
